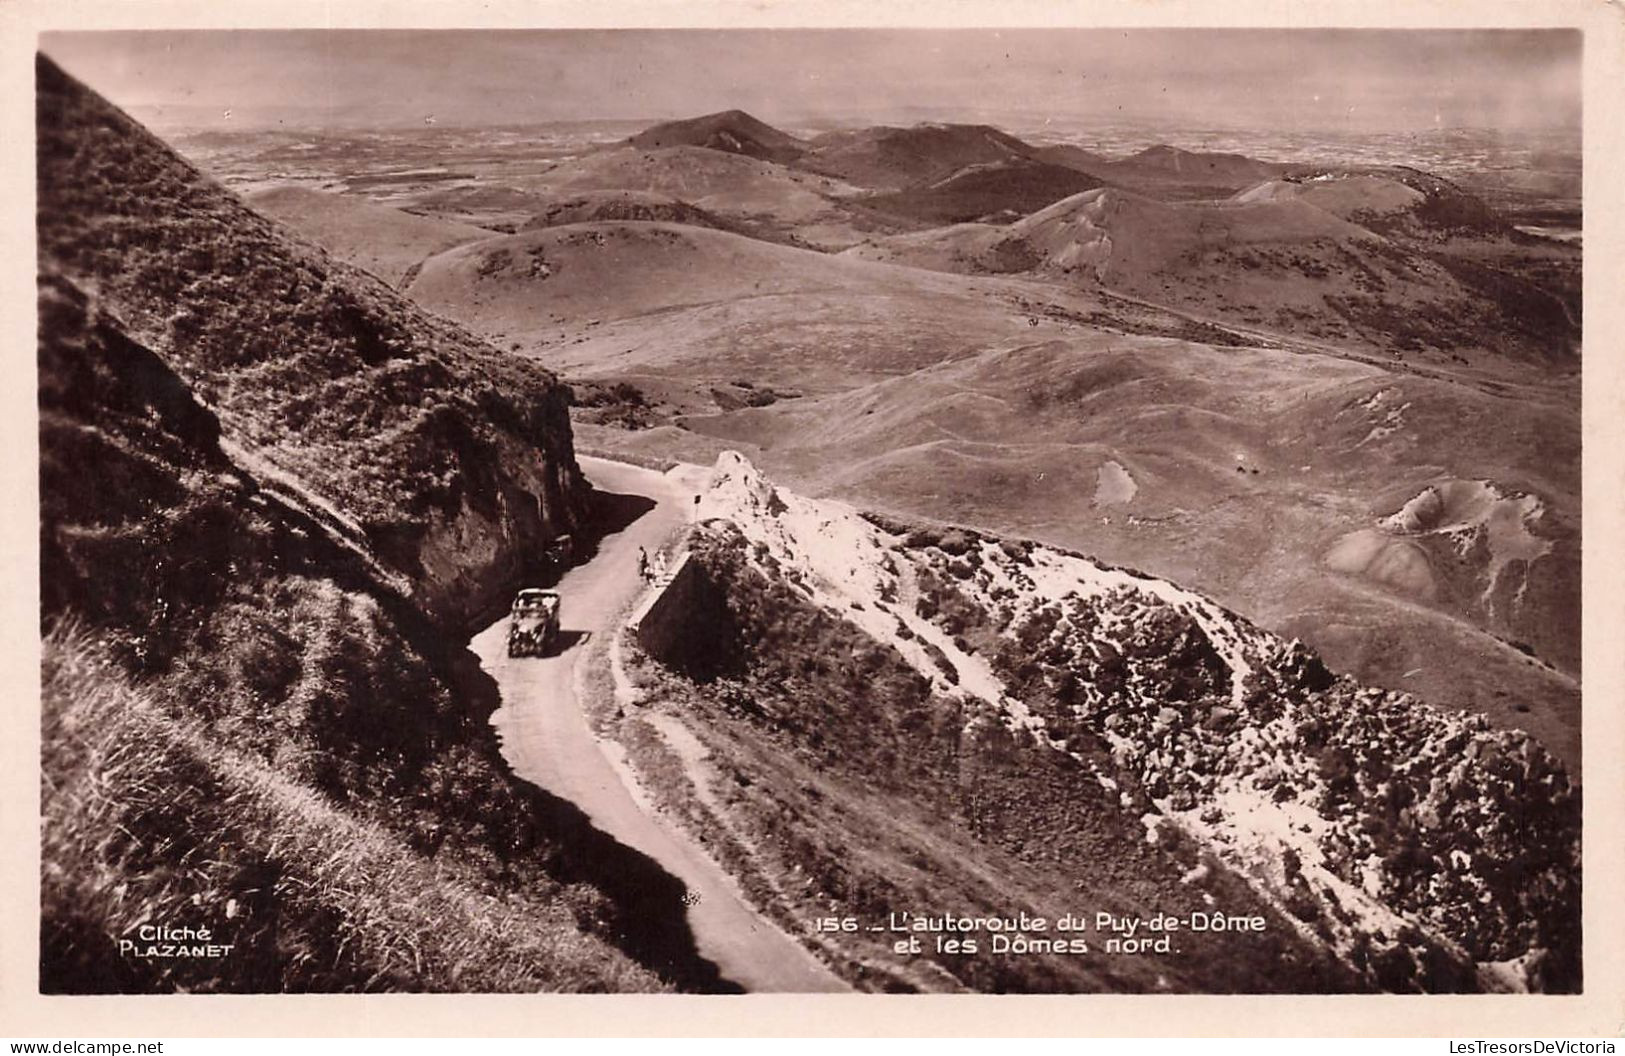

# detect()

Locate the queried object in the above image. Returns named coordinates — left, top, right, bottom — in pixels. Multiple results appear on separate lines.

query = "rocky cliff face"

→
left=36, top=54, right=586, bottom=628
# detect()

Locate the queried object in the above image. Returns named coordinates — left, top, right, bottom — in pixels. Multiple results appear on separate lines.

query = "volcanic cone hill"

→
left=1233, top=168, right=1511, bottom=236
left=1073, top=145, right=1292, bottom=199
left=1231, top=174, right=1427, bottom=219
left=401, top=219, right=1043, bottom=383
left=518, top=143, right=892, bottom=248
left=1121, top=144, right=1286, bottom=181
left=1027, top=143, right=1109, bottom=171
left=627, top=108, right=806, bottom=163
left=795, top=122, right=1042, bottom=191
left=37, top=55, right=691, bottom=994
left=38, top=54, right=587, bottom=627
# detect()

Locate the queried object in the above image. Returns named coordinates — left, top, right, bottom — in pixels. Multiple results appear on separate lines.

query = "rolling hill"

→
left=402, top=219, right=1061, bottom=391
left=516, top=144, right=898, bottom=248
left=848, top=186, right=1379, bottom=278
left=847, top=185, right=1579, bottom=366
left=518, top=189, right=745, bottom=233
left=656, top=331, right=1579, bottom=773
left=1031, top=142, right=1116, bottom=174
left=795, top=122, right=1040, bottom=191
left=1120, top=144, right=1287, bottom=182
left=1074, top=144, right=1293, bottom=199
left=1231, top=174, right=1427, bottom=218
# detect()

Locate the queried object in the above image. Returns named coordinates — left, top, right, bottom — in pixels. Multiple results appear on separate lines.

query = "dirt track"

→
left=470, top=456, right=846, bottom=993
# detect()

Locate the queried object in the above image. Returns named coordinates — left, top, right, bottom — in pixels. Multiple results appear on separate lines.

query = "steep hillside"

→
left=621, top=455, right=1578, bottom=993
left=38, top=55, right=586, bottom=627
left=627, top=109, right=805, bottom=163
left=41, top=621, right=662, bottom=994
left=37, top=271, right=675, bottom=993
left=246, top=185, right=491, bottom=287
left=35, top=55, right=713, bottom=994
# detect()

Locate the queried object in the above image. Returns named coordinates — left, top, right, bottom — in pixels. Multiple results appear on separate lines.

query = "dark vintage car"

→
left=507, top=588, right=561, bottom=657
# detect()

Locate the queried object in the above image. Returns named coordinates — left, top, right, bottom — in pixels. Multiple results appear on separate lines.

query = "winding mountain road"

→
left=471, top=456, right=846, bottom=993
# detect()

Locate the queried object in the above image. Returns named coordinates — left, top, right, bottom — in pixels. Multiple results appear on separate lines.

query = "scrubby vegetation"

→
left=620, top=522, right=1361, bottom=993
left=899, top=536, right=1581, bottom=992
left=38, top=266, right=684, bottom=993
left=41, top=623, right=660, bottom=994
left=36, top=57, right=683, bottom=994
left=628, top=469, right=1579, bottom=993
left=570, top=379, right=660, bottom=430
left=37, top=54, right=584, bottom=625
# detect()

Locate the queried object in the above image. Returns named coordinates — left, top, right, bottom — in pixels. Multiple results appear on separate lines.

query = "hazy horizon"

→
left=40, top=28, right=1581, bottom=136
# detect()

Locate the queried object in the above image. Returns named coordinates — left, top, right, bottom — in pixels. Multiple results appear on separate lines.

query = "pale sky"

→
left=39, top=28, right=1582, bottom=133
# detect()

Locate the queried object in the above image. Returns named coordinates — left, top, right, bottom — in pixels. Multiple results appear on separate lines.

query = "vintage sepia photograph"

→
left=32, top=20, right=1586, bottom=1002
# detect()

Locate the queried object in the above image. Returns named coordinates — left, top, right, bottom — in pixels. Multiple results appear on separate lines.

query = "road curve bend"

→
left=471, top=456, right=847, bottom=993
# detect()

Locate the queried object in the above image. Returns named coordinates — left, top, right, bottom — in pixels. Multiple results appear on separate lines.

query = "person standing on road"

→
left=637, top=546, right=650, bottom=583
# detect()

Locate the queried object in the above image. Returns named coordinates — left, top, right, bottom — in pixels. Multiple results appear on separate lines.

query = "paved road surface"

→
left=471, top=457, right=846, bottom=993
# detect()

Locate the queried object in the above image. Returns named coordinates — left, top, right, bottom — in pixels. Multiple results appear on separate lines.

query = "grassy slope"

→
left=617, top=525, right=1364, bottom=994
left=41, top=624, right=661, bottom=994
left=795, top=124, right=1038, bottom=191
left=35, top=58, right=677, bottom=993
left=861, top=160, right=1103, bottom=225
left=36, top=55, right=585, bottom=626
left=403, top=220, right=1056, bottom=397
left=518, top=145, right=888, bottom=248
left=850, top=183, right=1580, bottom=369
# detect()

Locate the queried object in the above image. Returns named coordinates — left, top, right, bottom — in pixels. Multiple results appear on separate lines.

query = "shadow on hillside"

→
left=464, top=486, right=660, bottom=634
left=550, top=628, right=591, bottom=654
left=523, top=783, right=744, bottom=994
left=570, top=486, right=659, bottom=567
left=446, top=645, right=743, bottom=994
